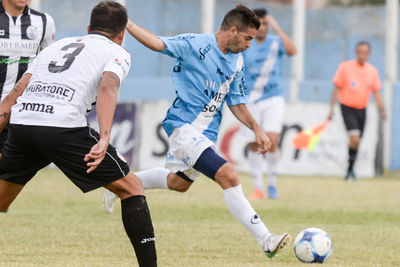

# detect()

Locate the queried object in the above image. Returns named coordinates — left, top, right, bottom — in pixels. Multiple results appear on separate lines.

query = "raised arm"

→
left=229, top=103, right=271, bottom=154
left=327, top=86, right=340, bottom=121
left=126, top=19, right=166, bottom=52
left=267, top=16, right=297, bottom=56
left=84, top=71, right=120, bottom=173
left=0, top=73, right=31, bottom=131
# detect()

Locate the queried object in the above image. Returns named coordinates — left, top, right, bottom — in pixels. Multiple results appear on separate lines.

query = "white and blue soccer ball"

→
left=294, top=228, right=333, bottom=263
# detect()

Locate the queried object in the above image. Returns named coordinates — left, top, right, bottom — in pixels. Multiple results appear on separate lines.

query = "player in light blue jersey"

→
left=103, top=5, right=291, bottom=258
left=242, top=8, right=296, bottom=200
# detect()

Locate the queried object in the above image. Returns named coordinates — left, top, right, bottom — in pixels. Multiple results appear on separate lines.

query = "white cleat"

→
left=103, top=189, right=118, bottom=214
left=263, top=233, right=291, bottom=258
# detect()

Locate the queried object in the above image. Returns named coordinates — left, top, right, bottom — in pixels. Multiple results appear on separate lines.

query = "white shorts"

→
left=240, top=96, right=285, bottom=142
left=165, top=124, right=217, bottom=181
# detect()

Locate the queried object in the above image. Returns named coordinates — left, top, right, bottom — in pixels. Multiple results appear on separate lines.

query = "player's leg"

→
left=245, top=103, right=265, bottom=199
left=40, top=126, right=157, bottom=267
left=193, top=147, right=290, bottom=257
left=341, top=104, right=361, bottom=180
left=104, top=172, right=157, bottom=267
left=103, top=168, right=192, bottom=214
left=265, top=132, right=280, bottom=199
left=0, top=180, right=24, bottom=212
left=0, top=124, right=50, bottom=212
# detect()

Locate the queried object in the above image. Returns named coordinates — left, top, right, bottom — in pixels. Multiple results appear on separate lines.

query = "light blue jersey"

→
left=159, top=33, right=247, bottom=143
left=243, top=34, right=286, bottom=103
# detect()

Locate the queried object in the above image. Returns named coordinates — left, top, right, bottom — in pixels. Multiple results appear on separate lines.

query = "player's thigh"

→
left=340, top=104, right=360, bottom=134
left=0, top=124, right=51, bottom=187
left=105, top=172, right=144, bottom=200
left=34, top=126, right=131, bottom=194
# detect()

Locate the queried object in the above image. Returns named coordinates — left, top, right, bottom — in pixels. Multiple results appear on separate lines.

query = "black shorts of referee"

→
left=0, top=124, right=130, bottom=192
left=340, top=103, right=366, bottom=137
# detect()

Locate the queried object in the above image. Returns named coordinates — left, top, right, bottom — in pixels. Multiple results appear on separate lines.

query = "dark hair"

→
left=253, top=8, right=268, bottom=19
left=220, top=4, right=261, bottom=31
left=90, top=1, right=128, bottom=38
left=356, top=41, right=371, bottom=51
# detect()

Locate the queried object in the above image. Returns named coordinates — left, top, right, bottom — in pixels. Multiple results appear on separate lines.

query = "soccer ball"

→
left=294, top=228, right=333, bottom=263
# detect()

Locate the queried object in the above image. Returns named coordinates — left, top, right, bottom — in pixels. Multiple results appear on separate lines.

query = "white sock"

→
left=266, top=151, right=280, bottom=187
left=224, top=184, right=270, bottom=248
left=248, top=150, right=264, bottom=191
left=135, top=167, right=170, bottom=189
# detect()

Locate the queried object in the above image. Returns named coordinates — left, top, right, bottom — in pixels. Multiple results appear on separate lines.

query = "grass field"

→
left=0, top=168, right=399, bottom=267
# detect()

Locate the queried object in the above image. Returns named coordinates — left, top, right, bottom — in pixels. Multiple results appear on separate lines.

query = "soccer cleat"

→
left=249, top=189, right=265, bottom=200
left=268, top=185, right=278, bottom=199
left=263, top=233, right=291, bottom=258
left=103, top=189, right=119, bottom=214
left=345, top=170, right=356, bottom=181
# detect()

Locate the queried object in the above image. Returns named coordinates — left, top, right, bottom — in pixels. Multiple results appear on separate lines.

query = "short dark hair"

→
left=90, top=1, right=128, bottom=38
left=356, top=41, right=371, bottom=52
left=253, top=8, right=268, bottom=19
left=220, top=4, right=261, bottom=32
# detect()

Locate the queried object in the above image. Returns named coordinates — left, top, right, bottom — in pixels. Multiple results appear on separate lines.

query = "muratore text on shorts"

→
left=18, top=102, right=55, bottom=114
left=24, top=82, right=76, bottom=102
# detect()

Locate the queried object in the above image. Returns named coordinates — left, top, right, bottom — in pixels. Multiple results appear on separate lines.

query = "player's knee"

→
left=215, top=163, right=239, bottom=189
left=107, top=172, right=144, bottom=200
left=167, top=173, right=191, bottom=193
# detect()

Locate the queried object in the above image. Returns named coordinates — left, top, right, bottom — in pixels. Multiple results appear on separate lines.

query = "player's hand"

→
left=327, top=110, right=334, bottom=121
left=380, top=110, right=387, bottom=120
left=266, top=15, right=279, bottom=30
left=84, top=137, right=109, bottom=173
left=255, top=129, right=272, bottom=154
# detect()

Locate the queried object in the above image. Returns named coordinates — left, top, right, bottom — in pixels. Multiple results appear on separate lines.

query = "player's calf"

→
left=105, top=173, right=157, bottom=267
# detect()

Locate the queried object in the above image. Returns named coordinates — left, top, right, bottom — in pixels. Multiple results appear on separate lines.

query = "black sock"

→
left=348, top=148, right=358, bottom=172
left=121, top=195, right=157, bottom=267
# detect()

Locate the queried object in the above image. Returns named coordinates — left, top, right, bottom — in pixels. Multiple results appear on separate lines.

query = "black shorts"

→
left=0, top=124, right=130, bottom=193
left=340, top=104, right=366, bottom=136
left=0, top=124, right=9, bottom=153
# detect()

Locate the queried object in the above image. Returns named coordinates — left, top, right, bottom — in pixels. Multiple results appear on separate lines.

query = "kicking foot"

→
left=263, top=233, right=291, bottom=258
left=103, top=189, right=118, bottom=214
left=249, top=189, right=265, bottom=200
left=268, top=185, right=278, bottom=199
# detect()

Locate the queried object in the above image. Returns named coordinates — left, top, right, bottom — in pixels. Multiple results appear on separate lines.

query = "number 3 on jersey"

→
left=48, top=43, right=85, bottom=73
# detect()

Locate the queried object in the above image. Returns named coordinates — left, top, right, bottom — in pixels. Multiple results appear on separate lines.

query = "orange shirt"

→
left=332, top=60, right=381, bottom=109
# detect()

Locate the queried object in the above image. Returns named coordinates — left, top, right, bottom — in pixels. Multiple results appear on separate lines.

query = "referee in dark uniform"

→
left=0, top=0, right=55, bottom=156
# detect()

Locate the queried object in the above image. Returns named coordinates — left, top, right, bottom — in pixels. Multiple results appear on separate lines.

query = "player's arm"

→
left=84, top=71, right=120, bottom=173
left=229, top=104, right=272, bottom=154
left=373, top=91, right=387, bottom=120
left=126, top=19, right=166, bottom=52
left=267, top=16, right=296, bottom=56
left=0, top=73, right=31, bottom=131
left=327, top=86, right=340, bottom=120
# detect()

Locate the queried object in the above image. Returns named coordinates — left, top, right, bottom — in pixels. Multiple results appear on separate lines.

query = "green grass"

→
left=1, top=169, right=399, bottom=266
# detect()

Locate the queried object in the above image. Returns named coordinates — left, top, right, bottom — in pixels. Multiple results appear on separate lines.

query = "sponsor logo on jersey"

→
left=0, top=58, right=32, bottom=65
left=25, top=82, right=76, bottom=102
left=26, top=25, right=38, bottom=40
left=18, top=102, right=55, bottom=114
left=199, top=44, right=211, bottom=60
left=113, top=58, right=122, bottom=67
left=0, top=39, right=40, bottom=57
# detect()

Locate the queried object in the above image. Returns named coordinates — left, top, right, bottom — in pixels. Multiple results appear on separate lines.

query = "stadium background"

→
left=33, top=0, right=400, bottom=176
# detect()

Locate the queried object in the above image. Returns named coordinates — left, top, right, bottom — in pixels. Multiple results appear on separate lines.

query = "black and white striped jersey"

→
left=0, top=3, right=55, bottom=101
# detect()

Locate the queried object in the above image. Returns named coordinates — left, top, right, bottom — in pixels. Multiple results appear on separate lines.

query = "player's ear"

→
left=116, top=29, right=126, bottom=45
left=87, top=25, right=91, bottom=34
